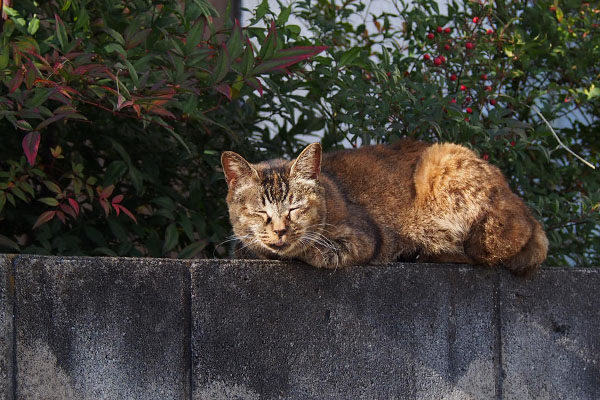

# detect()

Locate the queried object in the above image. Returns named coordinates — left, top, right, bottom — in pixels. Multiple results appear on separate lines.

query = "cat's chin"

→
left=263, top=241, right=298, bottom=256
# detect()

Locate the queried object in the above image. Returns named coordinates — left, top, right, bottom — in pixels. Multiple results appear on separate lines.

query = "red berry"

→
left=466, top=107, right=473, bottom=114
left=450, top=74, right=457, bottom=81
left=424, top=54, right=431, bottom=61
left=439, top=55, right=446, bottom=63
left=472, top=17, right=480, bottom=24
left=510, top=141, right=516, bottom=146
left=444, top=44, right=451, bottom=51
left=465, top=42, right=475, bottom=50
left=464, top=117, right=470, bottom=122
left=444, top=27, right=451, bottom=34
left=466, top=96, right=472, bottom=102
left=483, top=154, right=489, bottom=161
left=460, top=84, right=467, bottom=91
left=437, top=26, right=443, bottom=33
left=481, top=74, right=488, bottom=80
left=485, top=85, right=492, bottom=91
left=486, top=29, right=494, bottom=35
left=434, top=57, right=442, bottom=66
left=489, top=98, right=497, bottom=106
left=450, top=98, right=457, bottom=104
left=427, top=33, right=435, bottom=40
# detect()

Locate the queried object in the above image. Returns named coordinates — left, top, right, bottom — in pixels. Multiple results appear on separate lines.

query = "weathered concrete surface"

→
left=14, top=256, right=191, bottom=400
left=500, top=268, right=600, bottom=400
left=1, top=256, right=599, bottom=400
left=0, top=255, right=15, bottom=400
left=192, top=260, right=500, bottom=399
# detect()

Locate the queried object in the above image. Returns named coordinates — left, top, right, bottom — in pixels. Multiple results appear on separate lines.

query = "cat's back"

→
left=321, top=139, right=431, bottom=200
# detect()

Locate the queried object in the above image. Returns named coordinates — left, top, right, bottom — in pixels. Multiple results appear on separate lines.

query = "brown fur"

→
left=221, top=140, right=548, bottom=274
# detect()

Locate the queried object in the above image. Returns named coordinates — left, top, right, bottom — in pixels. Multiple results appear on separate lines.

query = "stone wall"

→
left=1, top=254, right=599, bottom=399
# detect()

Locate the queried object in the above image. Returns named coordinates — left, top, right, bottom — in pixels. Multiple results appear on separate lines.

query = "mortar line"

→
left=11, top=255, right=18, bottom=400
left=493, top=271, right=504, bottom=400
left=186, top=263, right=193, bottom=400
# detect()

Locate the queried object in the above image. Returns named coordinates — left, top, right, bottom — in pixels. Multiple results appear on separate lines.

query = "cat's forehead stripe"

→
left=260, top=168, right=290, bottom=203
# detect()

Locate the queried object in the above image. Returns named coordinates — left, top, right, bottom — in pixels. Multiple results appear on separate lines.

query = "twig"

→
left=530, top=105, right=596, bottom=170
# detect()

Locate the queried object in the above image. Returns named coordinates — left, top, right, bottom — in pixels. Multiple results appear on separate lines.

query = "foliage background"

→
left=0, top=0, right=598, bottom=266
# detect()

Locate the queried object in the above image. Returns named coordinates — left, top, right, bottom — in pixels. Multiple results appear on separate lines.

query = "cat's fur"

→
left=221, top=140, right=548, bottom=274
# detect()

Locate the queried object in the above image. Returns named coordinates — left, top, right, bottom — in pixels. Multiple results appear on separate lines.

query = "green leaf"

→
left=186, top=20, right=206, bottom=54
left=124, top=60, right=139, bottom=89
left=54, top=13, right=68, bottom=51
left=276, top=6, right=292, bottom=26
left=11, top=187, right=28, bottom=202
left=210, top=45, right=231, bottom=85
left=226, top=19, right=244, bottom=60
left=105, top=28, right=125, bottom=45
left=163, top=223, right=179, bottom=254
left=259, top=21, right=278, bottom=60
left=253, top=0, right=270, bottom=22
left=0, top=234, right=20, bottom=251
left=241, top=39, right=256, bottom=76
left=27, top=18, right=40, bottom=35
left=38, top=197, right=59, bottom=206
left=108, top=218, right=129, bottom=242
left=192, top=0, right=220, bottom=18
left=103, top=161, right=128, bottom=186
left=104, top=43, right=126, bottom=55
left=0, top=45, right=9, bottom=70
left=338, top=47, right=360, bottom=67
left=178, top=240, right=208, bottom=259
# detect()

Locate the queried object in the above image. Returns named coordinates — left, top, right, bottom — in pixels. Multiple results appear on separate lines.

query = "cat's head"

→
left=221, top=143, right=324, bottom=257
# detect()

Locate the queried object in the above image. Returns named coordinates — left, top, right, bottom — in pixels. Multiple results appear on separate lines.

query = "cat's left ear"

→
left=290, top=143, right=322, bottom=181
left=221, top=151, right=258, bottom=189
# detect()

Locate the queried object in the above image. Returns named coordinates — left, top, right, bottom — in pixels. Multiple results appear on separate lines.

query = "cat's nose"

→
left=274, top=227, right=287, bottom=238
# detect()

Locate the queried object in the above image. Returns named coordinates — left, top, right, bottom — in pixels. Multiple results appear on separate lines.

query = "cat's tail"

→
left=502, top=217, right=549, bottom=275
left=464, top=191, right=549, bottom=276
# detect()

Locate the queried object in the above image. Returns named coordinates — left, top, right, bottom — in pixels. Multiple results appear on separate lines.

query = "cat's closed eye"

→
left=255, top=210, right=271, bottom=223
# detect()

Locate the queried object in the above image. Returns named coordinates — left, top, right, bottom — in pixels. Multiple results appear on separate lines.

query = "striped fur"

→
left=221, top=140, right=548, bottom=274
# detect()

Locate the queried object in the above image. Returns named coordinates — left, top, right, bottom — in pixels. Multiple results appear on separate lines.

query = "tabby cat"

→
left=221, top=140, right=548, bottom=275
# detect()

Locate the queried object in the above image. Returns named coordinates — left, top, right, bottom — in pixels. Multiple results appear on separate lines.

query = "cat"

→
left=221, top=139, right=548, bottom=275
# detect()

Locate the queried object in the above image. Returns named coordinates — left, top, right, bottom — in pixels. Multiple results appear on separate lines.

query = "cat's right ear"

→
left=221, top=151, right=257, bottom=189
left=290, top=143, right=322, bottom=181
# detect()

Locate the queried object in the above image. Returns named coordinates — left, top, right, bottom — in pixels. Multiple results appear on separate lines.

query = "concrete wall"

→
left=1, top=255, right=599, bottom=399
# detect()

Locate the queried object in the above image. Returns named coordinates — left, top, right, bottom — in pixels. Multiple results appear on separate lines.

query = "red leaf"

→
left=114, top=204, right=137, bottom=223
left=35, top=111, right=76, bottom=131
left=99, top=199, right=110, bottom=216
left=59, top=203, right=77, bottom=219
left=9, top=70, right=25, bottom=93
left=22, top=131, right=41, bottom=166
left=112, top=194, right=124, bottom=204
left=148, top=106, right=176, bottom=119
left=56, top=210, right=66, bottom=224
left=245, top=77, right=263, bottom=96
left=33, top=211, right=56, bottom=229
left=68, top=198, right=80, bottom=216
left=252, top=45, right=328, bottom=75
left=214, top=84, right=232, bottom=100
left=99, top=185, right=115, bottom=200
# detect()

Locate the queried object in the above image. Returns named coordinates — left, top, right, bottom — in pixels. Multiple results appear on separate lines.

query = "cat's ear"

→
left=290, top=143, right=322, bottom=181
left=221, top=151, right=258, bottom=189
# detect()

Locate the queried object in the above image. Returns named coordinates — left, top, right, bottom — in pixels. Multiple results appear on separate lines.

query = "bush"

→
left=0, top=0, right=598, bottom=266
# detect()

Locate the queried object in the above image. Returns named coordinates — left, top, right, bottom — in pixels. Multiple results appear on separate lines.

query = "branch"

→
left=530, top=105, right=596, bottom=170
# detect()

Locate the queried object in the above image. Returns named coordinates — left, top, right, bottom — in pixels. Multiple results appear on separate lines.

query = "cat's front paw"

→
left=304, top=246, right=343, bottom=269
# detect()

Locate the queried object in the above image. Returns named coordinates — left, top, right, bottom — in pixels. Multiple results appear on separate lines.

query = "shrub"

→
left=1, top=0, right=598, bottom=266
left=0, top=0, right=326, bottom=257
